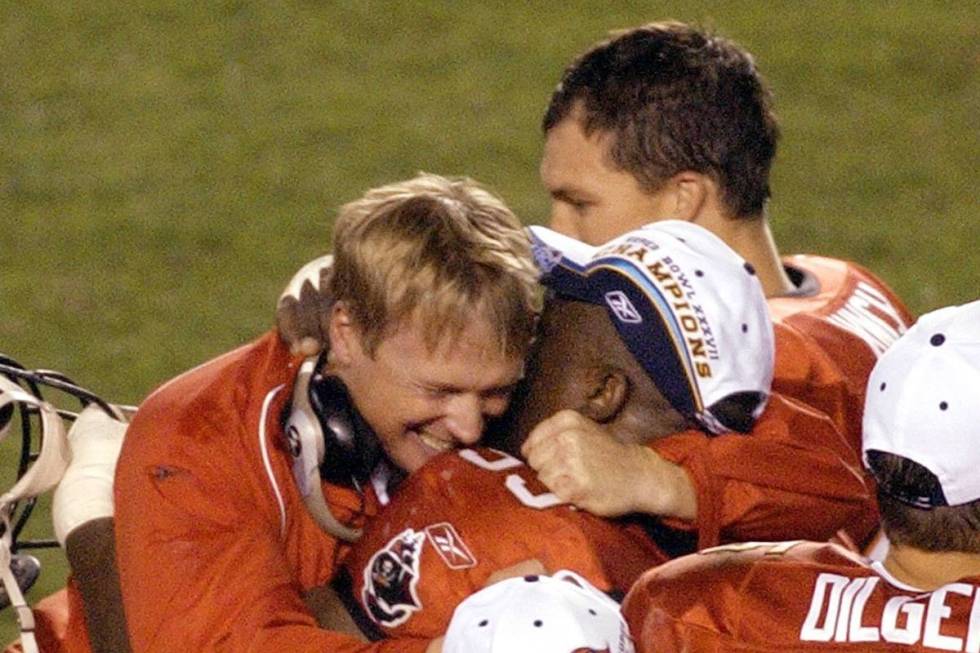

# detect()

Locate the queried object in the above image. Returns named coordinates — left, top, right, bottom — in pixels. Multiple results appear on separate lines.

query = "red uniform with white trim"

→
left=110, top=332, right=427, bottom=653
left=771, top=255, right=913, bottom=457
left=623, top=540, right=980, bottom=652
left=340, top=415, right=871, bottom=642
left=339, top=447, right=668, bottom=640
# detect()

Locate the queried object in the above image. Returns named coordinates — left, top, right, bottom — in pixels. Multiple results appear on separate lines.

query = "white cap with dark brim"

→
left=528, top=221, right=774, bottom=434
left=862, top=300, right=980, bottom=507
left=443, top=570, right=634, bottom=653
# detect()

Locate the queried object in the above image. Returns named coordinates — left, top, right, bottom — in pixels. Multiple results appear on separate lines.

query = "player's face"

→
left=491, top=298, right=685, bottom=453
left=540, top=115, right=674, bottom=246
left=333, top=314, right=525, bottom=474
left=496, top=300, right=604, bottom=452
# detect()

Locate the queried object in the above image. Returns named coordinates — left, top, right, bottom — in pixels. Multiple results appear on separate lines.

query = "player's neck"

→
left=884, top=545, right=980, bottom=590
left=697, top=211, right=794, bottom=298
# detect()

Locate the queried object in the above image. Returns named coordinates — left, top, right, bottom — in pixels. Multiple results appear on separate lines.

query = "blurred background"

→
left=1, top=0, right=977, bottom=641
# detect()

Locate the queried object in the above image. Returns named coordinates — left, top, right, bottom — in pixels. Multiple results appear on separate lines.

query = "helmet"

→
left=0, top=354, right=123, bottom=610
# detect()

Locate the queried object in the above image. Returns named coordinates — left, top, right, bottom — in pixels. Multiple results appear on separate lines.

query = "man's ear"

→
left=327, top=301, right=360, bottom=366
left=666, top=171, right=713, bottom=222
left=578, top=368, right=629, bottom=423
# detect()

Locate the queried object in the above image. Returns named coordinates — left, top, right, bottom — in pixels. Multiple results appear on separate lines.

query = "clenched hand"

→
left=521, top=409, right=697, bottom=520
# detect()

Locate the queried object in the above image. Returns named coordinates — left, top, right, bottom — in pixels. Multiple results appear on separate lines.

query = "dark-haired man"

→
left=622, top=300, right=980, bottom=652
left=528, top=21, right=911, bottom=533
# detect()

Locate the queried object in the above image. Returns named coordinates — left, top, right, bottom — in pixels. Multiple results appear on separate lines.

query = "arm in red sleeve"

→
left=113, top=408, right=431, bottom=653
left=652, top=395, right=874, bottom=549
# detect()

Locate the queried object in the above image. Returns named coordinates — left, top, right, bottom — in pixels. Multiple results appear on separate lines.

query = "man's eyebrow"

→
left=483, top=380, right=521, bottom=394
left=420, top=379, right=521, bottom=395
left=549, top=187, right=594, bottom=204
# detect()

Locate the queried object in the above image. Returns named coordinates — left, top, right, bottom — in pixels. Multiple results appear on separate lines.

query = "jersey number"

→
left=458, top=449, right=564, bottom=510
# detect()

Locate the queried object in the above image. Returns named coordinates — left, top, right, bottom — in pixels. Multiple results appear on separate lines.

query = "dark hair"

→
left=868, top=450, right=980, bottom=553
left=543, top=21, right=779, bottom=218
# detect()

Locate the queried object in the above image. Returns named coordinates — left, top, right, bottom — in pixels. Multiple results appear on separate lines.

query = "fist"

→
left=520, top=410, right=641, bottom=516
left=521, top=410, right=696, bottom=520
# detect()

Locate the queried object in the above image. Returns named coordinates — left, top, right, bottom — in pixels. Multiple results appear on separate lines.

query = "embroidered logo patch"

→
left=604, top=291, right=642, bottom=324
left=362, top=528, right=425, bottom=627
left=425, top=522, right=476, bottom=569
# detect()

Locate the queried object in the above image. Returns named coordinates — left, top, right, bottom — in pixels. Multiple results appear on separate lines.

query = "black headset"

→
left=308, top=370, right=383, bottom=487
left=285, top=355, right=384, bottom=542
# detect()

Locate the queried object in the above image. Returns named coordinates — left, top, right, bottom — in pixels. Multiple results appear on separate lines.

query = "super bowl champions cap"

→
left=442, top=570, right=634, bottom=653
left=528, top=221, right=774, bottom=434
left=862, top=300, right=980, bottom=507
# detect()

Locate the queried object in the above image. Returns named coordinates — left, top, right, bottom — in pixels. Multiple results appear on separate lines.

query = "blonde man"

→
left=81, top=173, right=540, bottom=653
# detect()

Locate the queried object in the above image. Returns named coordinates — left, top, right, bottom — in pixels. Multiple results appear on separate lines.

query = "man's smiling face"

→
left=331, top=309, right=525, bottom=474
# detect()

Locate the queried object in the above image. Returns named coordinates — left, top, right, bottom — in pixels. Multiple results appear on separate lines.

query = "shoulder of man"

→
left=772, top=254, right=913, bottom=353
left=769, top=255, right=913, bottom=458
left=623, top=541, right=864, bottom=650
left=117, top=330, right=300, bottom=529
left=129, top=331, right=295, bottom=447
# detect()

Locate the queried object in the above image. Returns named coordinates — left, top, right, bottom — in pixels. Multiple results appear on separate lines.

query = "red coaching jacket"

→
left=111, top=332, right=426, bottom=653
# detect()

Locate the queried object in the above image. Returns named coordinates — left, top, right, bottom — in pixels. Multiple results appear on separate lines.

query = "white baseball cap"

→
left=529, top=221, right=774, bottom=434
left=862, top=300, right=980, bottom=507
left=443, top=570, right=634, bottom=653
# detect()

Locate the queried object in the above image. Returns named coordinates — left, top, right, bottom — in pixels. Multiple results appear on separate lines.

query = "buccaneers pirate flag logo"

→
left=362, top=528, right=425, bottom=627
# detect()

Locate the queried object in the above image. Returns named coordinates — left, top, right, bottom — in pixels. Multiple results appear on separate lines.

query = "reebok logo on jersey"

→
left=425, top=523, right=477, bottom=569
left=362, top=529, right=425, bottom=628
left=604, top=291, right=642, bottom=324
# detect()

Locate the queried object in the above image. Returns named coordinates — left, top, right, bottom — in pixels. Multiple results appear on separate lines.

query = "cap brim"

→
left=528, top=226, right=702, bottom=418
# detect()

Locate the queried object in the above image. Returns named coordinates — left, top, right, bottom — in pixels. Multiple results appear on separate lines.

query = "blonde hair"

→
left=328, top=173, right=542, bottom=359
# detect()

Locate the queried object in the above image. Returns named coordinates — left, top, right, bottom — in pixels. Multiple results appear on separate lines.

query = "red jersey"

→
left=338, top=447, right=668, bottom=640
left=623, top=540, right=980, bottom=652
left=111, top=332, right=427, bottom=653
left=771, top=255, right=913, bottom=456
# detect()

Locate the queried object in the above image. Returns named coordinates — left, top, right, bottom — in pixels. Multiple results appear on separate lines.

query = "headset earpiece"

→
left=286, top=357, right=362, bottom=542
left=309, top=374, right=382, bottom=488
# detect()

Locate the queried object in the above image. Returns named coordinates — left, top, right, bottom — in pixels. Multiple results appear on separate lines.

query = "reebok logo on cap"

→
left=604, top=291, right=642, bottom=324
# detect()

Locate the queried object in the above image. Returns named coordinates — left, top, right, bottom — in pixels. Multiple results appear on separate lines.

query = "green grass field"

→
left=1, top=0, right=977, bottom=643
